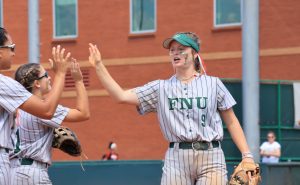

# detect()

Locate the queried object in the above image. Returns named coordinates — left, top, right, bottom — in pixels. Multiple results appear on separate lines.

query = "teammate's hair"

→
left=175, top=32, right=203, bottom=73
left=0, top=27, right=8, bottom=46
left=15, top=63, right=41, bottom=93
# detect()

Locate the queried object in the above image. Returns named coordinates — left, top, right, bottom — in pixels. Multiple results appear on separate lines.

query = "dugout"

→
left=222, top=79, right=300, bottom=162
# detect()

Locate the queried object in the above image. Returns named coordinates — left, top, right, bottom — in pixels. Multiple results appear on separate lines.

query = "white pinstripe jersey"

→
left=135, top=75, right=236, bottom=142
left=17, top=105, right=69, bottom=165
left=0, top=74, right=32, bottom=150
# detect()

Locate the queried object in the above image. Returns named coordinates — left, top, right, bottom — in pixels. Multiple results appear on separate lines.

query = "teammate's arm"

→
left=19, top=46, right=70, bottom=119
left=272, top=148, right=281, bottom=157
left=261, top=148, right=281, bottom=158
left=220, top=108, right=255, bottom=162
left=64, top=58, right=90, bottom=122
left=260, top=149, right=268, bottom=157
left=88, top=43, right=139, bottom=105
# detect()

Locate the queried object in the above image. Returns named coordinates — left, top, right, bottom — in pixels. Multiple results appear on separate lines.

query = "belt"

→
left=169, top=141, right=220, bottom=150
left=0, top=148, right=9, bottom=153
left=21, top=158, right=49, bottom=168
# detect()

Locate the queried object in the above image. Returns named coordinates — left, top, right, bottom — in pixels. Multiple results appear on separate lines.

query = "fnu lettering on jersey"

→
left=168, top=97, right=208, bottom=126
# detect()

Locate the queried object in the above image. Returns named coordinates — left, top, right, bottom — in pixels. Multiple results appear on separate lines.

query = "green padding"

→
left=281, top=140, right=300, bottom=158
left=280, top=85, right=294, bottom=126
left=222, top=139, right=240, bottom=160
left=224, top=82, right=243, bottom=122
left=49, top=160, right=163, bottom=185
left=48, top=161, right=300, bottom=185
left=260, top=84, right=279, bottom=125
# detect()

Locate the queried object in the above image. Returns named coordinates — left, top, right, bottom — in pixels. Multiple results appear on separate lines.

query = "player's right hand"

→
left=49, top=45, right=71, bottom=74
left=70, top=58, right=83, bottom=82
left=88, top=43, right=102, bottom=67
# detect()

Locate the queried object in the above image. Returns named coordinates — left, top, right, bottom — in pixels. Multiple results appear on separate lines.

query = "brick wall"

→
left=2, top=0, right=300, bottom=160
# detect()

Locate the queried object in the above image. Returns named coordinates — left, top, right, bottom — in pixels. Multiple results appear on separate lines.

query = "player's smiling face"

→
left=38, top=66, right=52, bottom=94
left=0, top=34, right=15, bottom=70
left=169, top=41, right=194, bottom=68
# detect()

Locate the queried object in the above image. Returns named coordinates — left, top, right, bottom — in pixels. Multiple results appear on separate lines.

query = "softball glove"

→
left=52, top=126, right=82, bottom=157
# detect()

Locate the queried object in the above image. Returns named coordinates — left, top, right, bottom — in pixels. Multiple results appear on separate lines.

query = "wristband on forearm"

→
left=242, top=152, right=254, bottom=159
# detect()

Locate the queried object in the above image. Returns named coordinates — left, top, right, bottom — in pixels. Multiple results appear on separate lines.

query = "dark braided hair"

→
left=0, top=27, right=8, bottom=46
left=15, top=63, right=41, bottom=93
left=175, top=32, right=202, bottom=73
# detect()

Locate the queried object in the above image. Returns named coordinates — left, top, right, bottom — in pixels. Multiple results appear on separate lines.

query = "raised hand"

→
left=48, top=45, right=71, bottom=74
left=88, top=43, right=102, bottom=67
left=70, top=58, right=83, bottom=82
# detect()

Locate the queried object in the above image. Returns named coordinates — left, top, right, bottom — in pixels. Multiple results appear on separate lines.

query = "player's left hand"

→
left=229, top=158, right=261, bottom=185
left=242, top=157, right=256, bottom=182
left=242, top=157, right=255, bottom=163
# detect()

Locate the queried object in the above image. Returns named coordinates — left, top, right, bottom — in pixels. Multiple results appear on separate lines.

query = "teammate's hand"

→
left=48, top=45, right=71, bottom=74
left=70, top=58, right=83, bottom=82
left=88, top=43, right=102, bottom=67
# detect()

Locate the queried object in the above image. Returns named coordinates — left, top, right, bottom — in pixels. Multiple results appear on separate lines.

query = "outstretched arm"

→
left=220, top=108, right=255, bottom=163
left=19, top=45, right=69, bottom=119
left=64, top=58, right=90, bottom=122
left=88, top=43, right=139, bottom=105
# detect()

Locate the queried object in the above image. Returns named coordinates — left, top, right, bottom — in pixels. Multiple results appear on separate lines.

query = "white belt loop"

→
left=172, top=142, right=179, bottom=150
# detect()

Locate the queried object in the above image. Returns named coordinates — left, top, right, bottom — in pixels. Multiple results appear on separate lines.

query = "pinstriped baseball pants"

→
left=12, top=162, right=51, bottom=185
left=0, top=151, right=11, bottom=185
left=10, top=157, right=21, bottom=185
left=161, top=144, right=228, bottom=185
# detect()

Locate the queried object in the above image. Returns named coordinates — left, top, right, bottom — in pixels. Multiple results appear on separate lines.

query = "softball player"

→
left=89, top=32, right=255, bottom=185
left=9, top=115, right=22, bottom=182
left=0, top=27, right=69, bottom=185
left=11, top=60, right=90, bottom=185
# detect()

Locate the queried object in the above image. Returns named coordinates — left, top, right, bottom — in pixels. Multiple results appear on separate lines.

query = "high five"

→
left=0, top=27, right=69, bottom=185
left=88, top=32, right=255, bottom=185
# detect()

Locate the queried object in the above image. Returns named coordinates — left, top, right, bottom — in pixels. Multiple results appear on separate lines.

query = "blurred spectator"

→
left=260, top=131, right=281, bottom=163
left=102, top=142, right=119, bottom=160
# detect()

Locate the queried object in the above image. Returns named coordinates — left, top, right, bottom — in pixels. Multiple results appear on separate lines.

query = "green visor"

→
left=163, top=33, right=199, bottom=52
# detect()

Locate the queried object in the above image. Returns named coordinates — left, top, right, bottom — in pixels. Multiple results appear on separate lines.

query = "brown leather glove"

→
left=52, top=126, right=82, bottom=157
left=229, top=161, right=261, bottom=185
